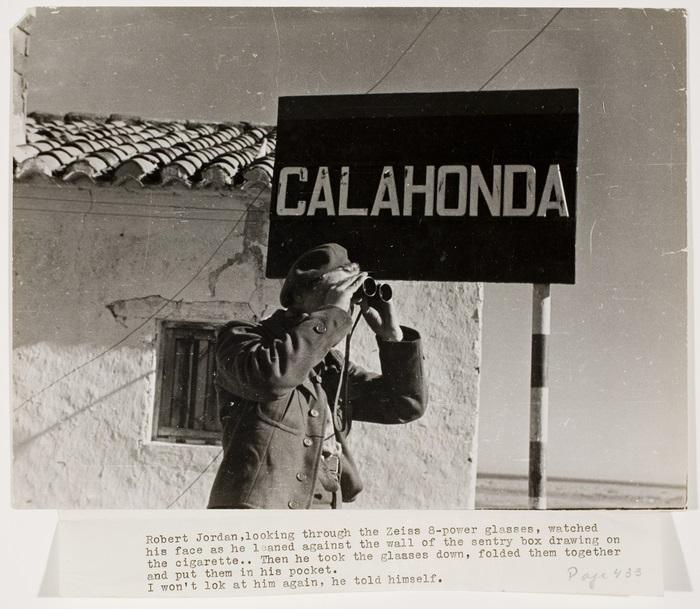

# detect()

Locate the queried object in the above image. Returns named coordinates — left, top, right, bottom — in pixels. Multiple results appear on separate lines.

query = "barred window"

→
left=153, top=321, right=223, bottom=445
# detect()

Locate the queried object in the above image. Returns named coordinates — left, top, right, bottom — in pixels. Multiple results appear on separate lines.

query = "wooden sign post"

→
left=529, top=283, right=551, bottom=509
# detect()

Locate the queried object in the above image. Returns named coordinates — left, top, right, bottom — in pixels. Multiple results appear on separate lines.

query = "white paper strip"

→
left=52, top=509, right=663, bottom=597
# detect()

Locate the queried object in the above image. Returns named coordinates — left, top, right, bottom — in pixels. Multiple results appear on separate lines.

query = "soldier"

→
left=208, top=243, right=427, bottom=509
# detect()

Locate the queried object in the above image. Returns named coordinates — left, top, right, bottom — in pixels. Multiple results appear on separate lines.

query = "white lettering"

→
left=436, top=165, right=468, bottom=216
left=276, top=166, right=308, bottom=216
left=370, top=166, right=401, bottom=216
left=470, top=165, right=502, bottom=217
left=403, top=165, right=435, bottom=216
left=276, top=164, right=569, bottom=219
left=307, top=167, right=335, bottom=216
left=537, top=164, right=569, bottom=217
left=503, top=165, right=536, bottom=217
left=338, top=166, right=366, bottom=216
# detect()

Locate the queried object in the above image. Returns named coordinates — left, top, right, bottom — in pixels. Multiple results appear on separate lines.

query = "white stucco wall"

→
left=12, top=181, right=482, bottom=509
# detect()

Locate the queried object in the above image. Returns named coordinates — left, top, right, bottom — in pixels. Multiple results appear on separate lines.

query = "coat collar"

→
left=299, top=376, right=319, bottom=400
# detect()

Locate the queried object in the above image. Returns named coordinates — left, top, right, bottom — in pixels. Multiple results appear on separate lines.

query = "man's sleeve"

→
left=347, top=326, right=428, bottom=424
left=216, top=306, right=353, bottom=401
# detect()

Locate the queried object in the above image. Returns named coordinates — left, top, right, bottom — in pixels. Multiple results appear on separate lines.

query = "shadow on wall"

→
left=13, top=371, right=154, bottom=454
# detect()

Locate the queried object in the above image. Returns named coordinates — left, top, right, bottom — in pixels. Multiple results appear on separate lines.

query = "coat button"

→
left=296, top=472, right=307, bottom=482
left=303, top=438, right=313, bottom=447
left=309, top=408, right=319, bottom=417
left=313, top=322, right=327, bottom=334
left=288, top=500, right=298, bottom=509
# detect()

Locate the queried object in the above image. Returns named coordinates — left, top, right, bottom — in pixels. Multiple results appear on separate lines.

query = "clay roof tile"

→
left=15, top=114, right=277, bottom=190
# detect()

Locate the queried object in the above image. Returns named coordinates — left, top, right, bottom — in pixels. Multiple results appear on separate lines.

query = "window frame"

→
left=152, top=319, right=223, bottom=446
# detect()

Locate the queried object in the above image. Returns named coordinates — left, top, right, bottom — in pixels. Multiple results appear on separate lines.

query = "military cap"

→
left=280, top=243, right=351, bottom=307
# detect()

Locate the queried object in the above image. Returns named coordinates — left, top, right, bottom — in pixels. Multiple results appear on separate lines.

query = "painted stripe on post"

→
left=532, top=284, right=551, bottom=334
left=530, top=334, right=548, bottom=387
left=529, top=441, right=545, bottom=498
left=529, top=387, right=549, bottom=441
left=529, top=441, right=545, bottom=501
left=529, top=284, right=551, bottom=510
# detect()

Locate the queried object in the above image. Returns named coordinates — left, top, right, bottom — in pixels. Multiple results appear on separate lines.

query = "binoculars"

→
left=353, top=277, right=393, bottom=303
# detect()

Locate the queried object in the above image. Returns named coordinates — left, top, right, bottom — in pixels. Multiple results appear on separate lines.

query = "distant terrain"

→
left=476, top=474, right=686, bottom=509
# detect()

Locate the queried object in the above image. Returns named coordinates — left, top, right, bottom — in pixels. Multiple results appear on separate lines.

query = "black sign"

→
left=266, top=89, right=578, bottom=283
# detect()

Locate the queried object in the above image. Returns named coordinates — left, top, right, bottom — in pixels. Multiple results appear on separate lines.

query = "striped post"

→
left=529, top=283, right=550, bottom=510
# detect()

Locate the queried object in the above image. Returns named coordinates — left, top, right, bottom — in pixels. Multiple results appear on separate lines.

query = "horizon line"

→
left=477, top=471, right=686, bottom=490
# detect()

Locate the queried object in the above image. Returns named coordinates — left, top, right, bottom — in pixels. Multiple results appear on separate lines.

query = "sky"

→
left=20, top=6, right=688, bottom=485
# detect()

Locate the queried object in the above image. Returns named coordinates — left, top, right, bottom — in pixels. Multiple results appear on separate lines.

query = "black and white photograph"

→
left=10, top=6, right=688, bottom=512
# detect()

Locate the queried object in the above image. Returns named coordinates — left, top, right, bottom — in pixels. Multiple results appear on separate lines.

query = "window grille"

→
left=153, top=321, right=222, bottom=445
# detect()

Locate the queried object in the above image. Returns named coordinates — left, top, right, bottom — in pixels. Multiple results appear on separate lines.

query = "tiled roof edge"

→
left=16, top=112, right=277, bottom=190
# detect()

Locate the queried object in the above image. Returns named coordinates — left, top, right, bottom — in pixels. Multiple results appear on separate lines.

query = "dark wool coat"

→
left=207, top=305, right=427, bottom=509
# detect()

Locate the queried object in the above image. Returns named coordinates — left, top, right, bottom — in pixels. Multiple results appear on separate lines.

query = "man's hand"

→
left=323, top=271, right=368, bottom=312
left=360, top=298, right=403, bottom=341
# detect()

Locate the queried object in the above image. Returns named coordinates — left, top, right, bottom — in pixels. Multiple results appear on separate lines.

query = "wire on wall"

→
left=14, top=185, right=268, bottom=412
